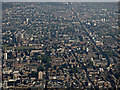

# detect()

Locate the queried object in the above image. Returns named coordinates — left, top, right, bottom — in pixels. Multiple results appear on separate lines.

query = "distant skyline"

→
left=1, top=0, right=119, bottom=2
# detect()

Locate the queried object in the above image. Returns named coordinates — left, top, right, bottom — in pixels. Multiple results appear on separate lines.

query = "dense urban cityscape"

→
left=1, top=2, right=120, bottom=89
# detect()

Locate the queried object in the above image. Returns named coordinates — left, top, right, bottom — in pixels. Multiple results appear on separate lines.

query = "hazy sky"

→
left=1, top=0, right=119, bottom=2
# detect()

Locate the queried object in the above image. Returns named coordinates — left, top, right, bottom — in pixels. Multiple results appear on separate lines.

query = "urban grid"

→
left=1, top=2, right=120, bottom=89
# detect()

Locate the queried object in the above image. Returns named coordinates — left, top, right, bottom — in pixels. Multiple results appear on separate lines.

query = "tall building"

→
left=26, top=18, right=29, bottom=24
left=56, top=31, right=58, bottom=37
left=48, top=32, right=51, bottom=38
left=21, top=33, right=24, bottom=39
left=27, top=60, right=30, bottom=64
left=4, top=53, right=7, bottom=60
left=86, top=47, right=89, bottom=52
left=38, top=71, right=43, bottom=79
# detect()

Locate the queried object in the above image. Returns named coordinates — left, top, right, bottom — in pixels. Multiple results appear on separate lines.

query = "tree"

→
left=31, top=71, right=38, bottom=78
left=37, top=66, right=45, bottom=71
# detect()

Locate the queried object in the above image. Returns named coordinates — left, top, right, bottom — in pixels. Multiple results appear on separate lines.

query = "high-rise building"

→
left=38, top=71, right=43, bottom=79
left=4, top=53, right=7, bottom=60
left=26, top=18, right=29, bottom=24
left=48, top=32, right=51, bottom=38
left=86, top=47, right=89, bottom=52
left=21, top=33, right=24, bottom=39
left=56, top=31, right=58, bottom=37
left=27, top=60, right=30, bottom=64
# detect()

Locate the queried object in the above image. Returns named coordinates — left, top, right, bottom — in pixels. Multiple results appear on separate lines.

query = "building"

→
left=4, top=53, right=7, bottom=60
left=21, top=33, right=24, bottom=39
left=26, top=18, right=29, bottom=24
left=38, top=71, right=43, bottom=80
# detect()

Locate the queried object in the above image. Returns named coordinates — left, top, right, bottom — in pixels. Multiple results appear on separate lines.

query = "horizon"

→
left=1, top=0, right=119, bottom=2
